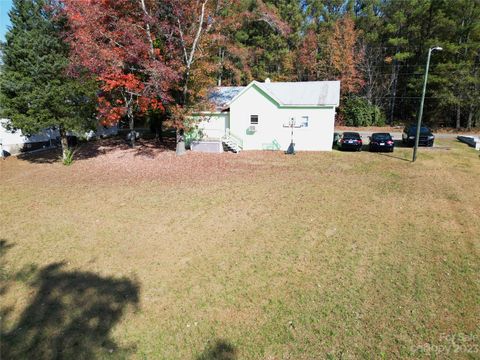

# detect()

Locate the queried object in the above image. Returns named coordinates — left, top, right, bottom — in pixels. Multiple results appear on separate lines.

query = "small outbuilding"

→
left=193, top=79, right=340, bottom=152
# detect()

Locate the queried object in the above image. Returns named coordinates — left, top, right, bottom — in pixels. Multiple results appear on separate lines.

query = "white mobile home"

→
left=0, top=119, right=118, bottom=156
left=193, top=79, right=340, bottom=152
left=0, top=118, right=59, bottom=156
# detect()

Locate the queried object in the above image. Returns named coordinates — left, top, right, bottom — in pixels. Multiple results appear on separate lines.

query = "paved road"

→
left=336, top=130, right=472, bottom=141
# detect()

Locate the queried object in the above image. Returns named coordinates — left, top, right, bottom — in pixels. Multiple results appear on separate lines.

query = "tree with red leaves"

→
left=63, top=0, right=178, bottom=147
left=63, top=0, right=233, bottom=152
left=62, top=0, right=291, bottom=152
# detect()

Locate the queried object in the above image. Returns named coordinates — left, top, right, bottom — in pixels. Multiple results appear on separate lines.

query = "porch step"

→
left=223, top=139, right=241, bottom=153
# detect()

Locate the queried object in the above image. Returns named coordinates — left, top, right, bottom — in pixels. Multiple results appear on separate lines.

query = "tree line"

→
left=1, top=0, right=479, bottom=159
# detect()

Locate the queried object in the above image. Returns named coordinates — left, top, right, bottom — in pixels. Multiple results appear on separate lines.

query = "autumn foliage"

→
left=61, top=1, right=364, bottom=131
left=297, top=29, right=319, bottom=81
left=59, top=0, right=298, bottom=132
left=62, top=0, right=177, bottom=128
left=327, top=16, right=364, bottom=94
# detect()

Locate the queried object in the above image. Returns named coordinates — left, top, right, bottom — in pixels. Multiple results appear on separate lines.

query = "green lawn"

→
left=1, top=139, right=479, bottom=359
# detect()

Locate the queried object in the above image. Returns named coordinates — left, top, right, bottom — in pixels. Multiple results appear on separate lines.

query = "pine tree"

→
left=0, top=0, right=96, bottom=161
left=425, top=0, right=480, bottom=129
left=231, top=0, right=291, bottom=81
left=354, top=0, right=391, bottom=108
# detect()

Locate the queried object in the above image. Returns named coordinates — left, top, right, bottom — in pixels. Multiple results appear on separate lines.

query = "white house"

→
left=0, top=118, right=118, bottom=156
left=0, top=118, right=59, bottom=156
left=192, top=79, right=340, bottom=152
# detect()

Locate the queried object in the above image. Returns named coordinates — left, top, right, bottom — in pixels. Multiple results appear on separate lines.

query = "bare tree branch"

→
left=139, top=0, right=155, bottom=59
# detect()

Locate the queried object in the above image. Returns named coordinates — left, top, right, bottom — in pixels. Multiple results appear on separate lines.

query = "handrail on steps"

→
left=224, top=128, right=243, bottom=149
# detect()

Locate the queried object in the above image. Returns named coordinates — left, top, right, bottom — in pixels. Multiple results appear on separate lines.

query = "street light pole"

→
left=412, top=46, right=442, bottom=162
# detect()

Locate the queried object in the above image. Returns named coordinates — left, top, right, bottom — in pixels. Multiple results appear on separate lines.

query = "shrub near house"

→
left=342, top=96, right=385, bottom=127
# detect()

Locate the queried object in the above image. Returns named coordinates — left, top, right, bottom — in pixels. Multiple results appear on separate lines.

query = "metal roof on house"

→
left=208, top=86, right=244, bottom=109
left=256, top=81, right=340, bottom=106
left=209, top=80, right=340, bottom=110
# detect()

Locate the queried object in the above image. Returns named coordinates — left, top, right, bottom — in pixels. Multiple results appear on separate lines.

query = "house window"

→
left=300, top=116, right=309, bottom=128
left=250, top=115, right=259, bottom=125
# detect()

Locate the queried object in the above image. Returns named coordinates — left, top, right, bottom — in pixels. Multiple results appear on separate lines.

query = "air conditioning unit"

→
left=248, top=125, right=257, bottom=133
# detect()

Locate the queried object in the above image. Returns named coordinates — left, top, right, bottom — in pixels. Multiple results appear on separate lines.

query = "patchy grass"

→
left=1, top=139, right=479, bottom=359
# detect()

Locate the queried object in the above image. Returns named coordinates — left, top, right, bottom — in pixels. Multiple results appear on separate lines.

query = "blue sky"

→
left=1, top=0, right=13, bottom=42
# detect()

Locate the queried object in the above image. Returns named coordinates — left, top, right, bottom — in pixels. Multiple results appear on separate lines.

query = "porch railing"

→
left=224, top=128, right=243, bottom=149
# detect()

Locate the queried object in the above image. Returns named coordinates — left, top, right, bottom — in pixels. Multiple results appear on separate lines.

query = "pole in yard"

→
left=285, top=117, right=296, bottom=155
left=413, top=46, right=442, bottom=162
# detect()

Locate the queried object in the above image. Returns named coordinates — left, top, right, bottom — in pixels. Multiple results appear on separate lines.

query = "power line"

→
left=362, top=63, right=476, bottom=68
left=361, top=96, right=476, bottom=100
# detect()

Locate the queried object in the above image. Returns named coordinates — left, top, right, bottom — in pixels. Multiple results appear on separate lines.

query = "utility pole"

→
left=413, top=46, right=442, bottom=162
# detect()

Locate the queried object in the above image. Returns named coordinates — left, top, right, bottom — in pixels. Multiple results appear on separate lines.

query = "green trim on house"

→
left=233, top=83, right=336, bottom=109
left=190, top=112, right=227, bottom=117
left=280, top=106, right=335, bottom=109
left=250, top=83, right=281, bottom=107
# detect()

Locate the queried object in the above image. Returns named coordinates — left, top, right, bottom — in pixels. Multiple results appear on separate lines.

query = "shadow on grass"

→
left=369, top=140, right=413, bottom=162
left=392, top=139, right=411, bottom=149
left=196, top=339, right=237, bottom=360
left=333, top=140, right=413, bottom=162
left=17, top=136, right=177, bottom=164
left=375, top=140, right=437, bottom=162
left=0, top=238, right=14, bottom=255
left=0, top=240, right=14, bottom=297
left=1, top=240, right=140, bottom=359
left=375, top=152, right=412, bottom=162
left=375, top=142, right=412, bottom=162
left=15, top=148, right=62, bottom=164
left=132, top=137, right=176, bottom=159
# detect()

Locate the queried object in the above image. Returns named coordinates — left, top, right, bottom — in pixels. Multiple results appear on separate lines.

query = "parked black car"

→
left=369, top=133, right=394, bottom=152
left=337, top=132, right=363, bottom=151
left=402, top=125, right=435, bottom=146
